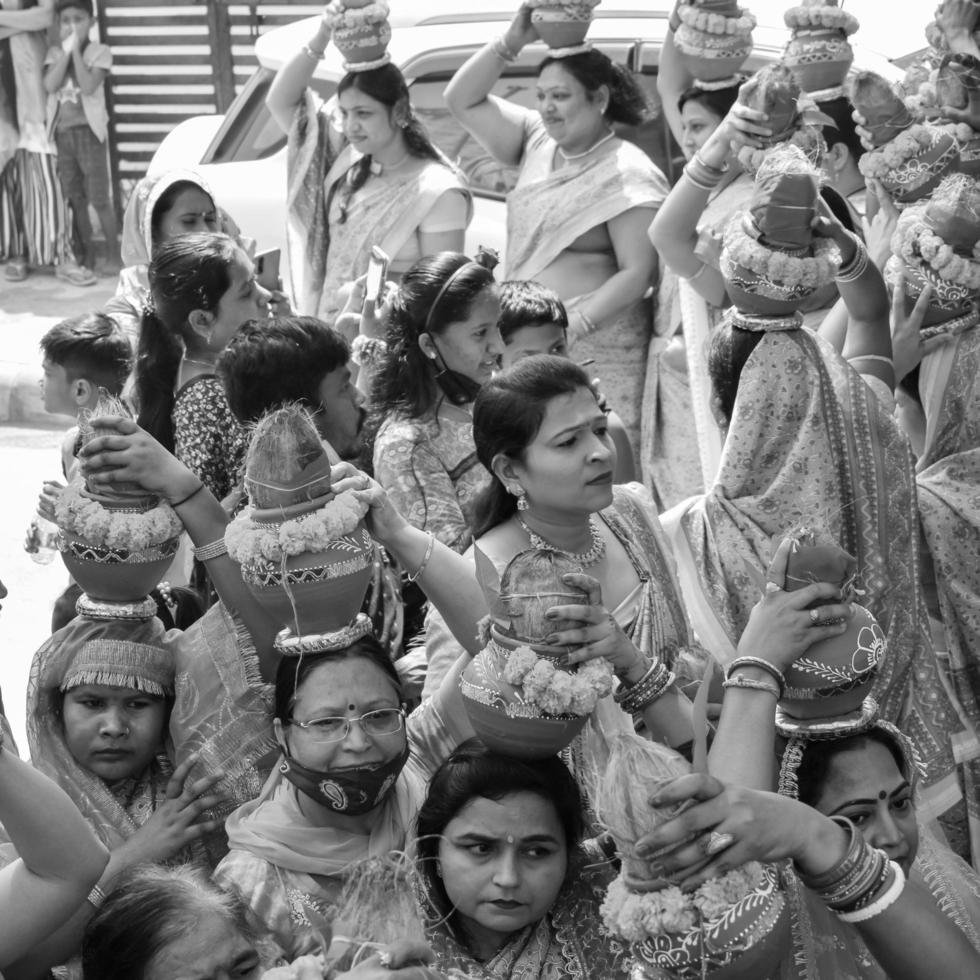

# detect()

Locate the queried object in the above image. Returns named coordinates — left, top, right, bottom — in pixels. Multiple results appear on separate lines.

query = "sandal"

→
left=55, top=262, right=98, bottom=287
left=4, top=259, right=27, bottom=282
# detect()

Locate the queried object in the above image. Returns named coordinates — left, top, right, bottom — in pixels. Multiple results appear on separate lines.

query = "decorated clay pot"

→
left=881, top=128, right=960, bottom=205
left=676, top=28, right=753, bottom=83
left=888, top=257, right=977, bottom=326
left=783, top=29, right=854, bottom=93
left=780, top=604, right=883, bottom=719
left=460, top=639, right=589, bottom=759
left=722, top=253, right=817, bottom=316
left=334, top=20, right=391, bottom=65
left=60, top=532, right=180, bottom=603
left=340, top=0, right=374, bottom=7
left=531, top=4, right=592, bottom=49
left=241, top=523, right=374, bottom=636
left=632, top=865, right=791, bottom=980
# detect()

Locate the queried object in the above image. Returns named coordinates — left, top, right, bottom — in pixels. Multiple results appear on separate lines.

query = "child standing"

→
left=43, top=0, right=118, bottom=275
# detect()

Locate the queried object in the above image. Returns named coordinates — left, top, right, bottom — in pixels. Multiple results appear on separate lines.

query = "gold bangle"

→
left=192, top=538, right=228, bottom=562
left=406, top=533, right=435, bottom=584
left=302, top=43, right=326, bottom=62
left=87, top=884, right=107, bottom=909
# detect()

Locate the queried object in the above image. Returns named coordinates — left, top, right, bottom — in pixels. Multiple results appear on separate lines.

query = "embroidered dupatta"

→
left=285, top=91, right=471, bottom=323
left=505, top=118, right=669, bottom=282
left=666, top=329, right=969, bottom=839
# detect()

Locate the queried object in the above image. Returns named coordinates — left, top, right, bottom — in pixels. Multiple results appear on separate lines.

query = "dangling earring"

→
left=435, top=861, right=443, bottom=879
left=206, top=329, right=214, bottom=347
left=514, top=487, right=529, bottom=511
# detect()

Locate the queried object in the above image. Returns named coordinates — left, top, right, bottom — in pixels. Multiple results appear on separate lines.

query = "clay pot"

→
left=334, top=20, right=391, bottom=65
left=241, top=523, right=374, bottom=636
left=60, top=532, right=180, bottom=603
left=531, top=4, right=592, bottom=50
left=780, top=604, right=883, bottom=720
left=631, top=865, right=791, bottom=980
left=783, top=30, right=854, bottom=93
left=340, top=0, right=374, bottom=8
left=676, top=26, right=753, bottom=83
left=879, top=128, right=960, bottom=205
left=722, top=252, right=819, bottom=317
left=894, top=259, right=976, bottom=326
left=460, top=636, right=589, bottom=759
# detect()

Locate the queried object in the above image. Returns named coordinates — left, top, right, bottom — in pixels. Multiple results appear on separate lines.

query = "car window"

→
left=410, top=69, right=681, bottom=200
left=203, top=68, right=336, bottom=165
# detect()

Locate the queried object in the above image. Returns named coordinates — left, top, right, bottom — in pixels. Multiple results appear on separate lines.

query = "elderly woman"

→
left=445, top=3, right=668, bottom=463
left=267, top=12, right=471, bottom=329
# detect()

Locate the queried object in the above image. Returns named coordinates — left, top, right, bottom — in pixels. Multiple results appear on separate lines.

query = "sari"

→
left=286, top=90, right=471, bottom=326
left=419, top=842, right=630, bottom=980
left=641, top=172, right=755, bottom=510
left=916, top=324, right=980, bottom=865
left=506, top=117, right=669, bottom=461
left=26, top=614, right=177, bottom=851
left=662, top=328, right=974, bottom=855
left=214, top=683, right=467, bottom=958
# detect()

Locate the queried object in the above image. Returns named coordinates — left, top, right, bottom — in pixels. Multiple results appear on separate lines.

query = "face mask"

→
left=429, top=343, right=484, bottom=406
left=278, top=742, right=409, bottom=815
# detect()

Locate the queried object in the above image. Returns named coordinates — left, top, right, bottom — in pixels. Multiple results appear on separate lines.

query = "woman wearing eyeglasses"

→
left=213, top=625, right=473, bottom=959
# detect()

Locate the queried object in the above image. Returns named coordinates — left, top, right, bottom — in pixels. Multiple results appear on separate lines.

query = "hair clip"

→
left=474, top=246, right=500, bottom=273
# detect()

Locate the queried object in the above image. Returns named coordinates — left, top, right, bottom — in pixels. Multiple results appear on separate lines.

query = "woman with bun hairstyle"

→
left=266, top=6, right=472, bottom=329
left=445, top=3, right=668, bottom=464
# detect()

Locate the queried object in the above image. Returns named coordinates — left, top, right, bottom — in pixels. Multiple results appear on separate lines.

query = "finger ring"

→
left=705, top=831, right=735, bottom=856
left=378, top=950, right=392, bottom=969
left=764, top=581, right=782, bottom=596
left=809, top=608, right=821, bottom=624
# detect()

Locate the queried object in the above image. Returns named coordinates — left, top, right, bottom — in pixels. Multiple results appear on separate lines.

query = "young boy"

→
left=498, top=280, right=637, bottom=483
left=43, top=0, right=118, bottom=275
left=40, top=312, right=132, bottom=478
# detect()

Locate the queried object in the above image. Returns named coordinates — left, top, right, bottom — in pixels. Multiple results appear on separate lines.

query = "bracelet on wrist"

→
left=835, top=236, right=869, bottom=283
left=722, top=674, right=780, bottom=699
left=87, top=884, right=107, bottom=909
left=192, top=538, right=228, bottom=563
left=491, top=36, right=519, bottom=63
left=725, top=656, right=786, bottom=697
left=614, top=659, right=674, bottom=714
left=405, top=533, right=435, bottom=584
left=302, top=43, right=326, bottom=62
left=836, top=862, right=906, bottom=923
left=171, top=482, right=205, bottom=509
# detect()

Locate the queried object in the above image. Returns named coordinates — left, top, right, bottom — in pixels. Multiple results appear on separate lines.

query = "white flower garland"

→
left=600, top=864, right=767, bottom=941
left=55, top=481, right=182, bottom=551
left=324, top=0, right=389, bottom=30
left=224, top=490, right=369, bottom=565
left=893, top=207, right=980, bottom=289
left=858, top=124, right=951, bottom=178
left=723, top=216, right=841, bottom=290
left=784, top=3, right=859, bottom=36
left=677, top=3, right=756, bottom=37
left=502, top=644, right=614, bottom=716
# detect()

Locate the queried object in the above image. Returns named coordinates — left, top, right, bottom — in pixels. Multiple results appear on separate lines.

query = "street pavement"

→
left=0, top=269, right=119, bottom=750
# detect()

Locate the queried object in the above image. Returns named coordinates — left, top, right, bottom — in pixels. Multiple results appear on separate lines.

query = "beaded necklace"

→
left=518, top=514, right=606, bottom=567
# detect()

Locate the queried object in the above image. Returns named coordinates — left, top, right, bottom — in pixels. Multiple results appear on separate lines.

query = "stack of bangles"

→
left=491, top=36, right=518, bottom=63
left=683, top=152, right=728, bottom=192
left=835, top=235, right=870, bottom=283
left=797, top=816, right=906, bottom=923
left=614, top=659, right=675, bottom=714
left=722, top=655, right=785, bottom=700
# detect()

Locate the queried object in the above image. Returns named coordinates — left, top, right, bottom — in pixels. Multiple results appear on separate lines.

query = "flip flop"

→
left=55, top=263, right=98, bottom=287
left=4, top=259, right=27, bottom=281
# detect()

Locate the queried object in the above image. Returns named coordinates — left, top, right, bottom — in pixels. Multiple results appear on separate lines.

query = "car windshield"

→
left=203, top=64, right=681, bottom=196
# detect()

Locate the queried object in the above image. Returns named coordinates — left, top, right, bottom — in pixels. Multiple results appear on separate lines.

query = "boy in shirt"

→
left=43, top=0, right=118, bottom=275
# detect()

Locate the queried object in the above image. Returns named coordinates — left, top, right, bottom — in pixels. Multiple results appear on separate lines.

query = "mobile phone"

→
left=365, top=246, right=389, bottom=305
left=255, top=248, right=281, bottom=293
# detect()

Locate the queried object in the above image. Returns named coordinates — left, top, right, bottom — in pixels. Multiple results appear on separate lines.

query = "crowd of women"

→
left=4, top=0, right=980, bottom=977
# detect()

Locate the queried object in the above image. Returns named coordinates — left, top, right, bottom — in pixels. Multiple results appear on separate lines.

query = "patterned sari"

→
left=506, top=117, right=669, bottom=461
left=662, top=328, right=973, bottom=855
left=916, top=324, right=980, bottom=865
left=286, top=91, right=471, bottom=326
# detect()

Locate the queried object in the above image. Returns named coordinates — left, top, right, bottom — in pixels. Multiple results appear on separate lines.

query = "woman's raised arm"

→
left=444, top=4, right=538, bottom=168
left=266, top=14, right=332, bottom=134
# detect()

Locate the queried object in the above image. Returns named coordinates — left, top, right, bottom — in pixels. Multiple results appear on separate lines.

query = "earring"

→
left=206, top=330, right=214, bottom=347
left=514, top=488, right=529, bottom=511
left=435, top=861, right=443, bottom=879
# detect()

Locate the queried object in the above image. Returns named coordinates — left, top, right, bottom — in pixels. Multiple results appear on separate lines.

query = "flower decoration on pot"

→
left=720, top=144, right=841, bottom=320
left=55, top=395, right=182, bottom=613
left=526, top=0, right=601, bottom=55
left=782, top=0, right=859, bottom=99
left=459, top=547, right=614, bottom=759
left=886, top=172, right=980, bottom=334
left=597, top=734, right=791, bottom=980
left=849, top=71, right=959, bottom=206
left=776, top=529, right=884, bottom=722
left=733, top=64, right=828, bottom=174
left=927, top=54, right=980, bottom=175
left=674, top=0, right=757, bottom=88
left=325, top=0, right=392, bottom=72
left=224, top=405, right=374, bottom=654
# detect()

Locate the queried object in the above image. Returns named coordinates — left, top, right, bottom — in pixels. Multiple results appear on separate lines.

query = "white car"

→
left=148, top=0, right=920, bottom=290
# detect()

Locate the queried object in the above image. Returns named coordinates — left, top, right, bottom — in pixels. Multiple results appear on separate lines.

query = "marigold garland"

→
left=723, top=217, right=842, bottom=291
left=677, top=4, right=756, bottom=37
left=502, top=644, right=614, bottom=717
left=892, top=208, right=980, bottom=289
left=784, top=3, right=859, bottom=36
left=324, top=0, right=389, bottom=30
left=737, top=126, right=826, bottom=174
left=858, top=124, right=950, bottom=179
left=224, top=490, right=369, bottom=565
left=55, top=481, right=183, bottom=551
left=600, top=864, right=768, bottom=941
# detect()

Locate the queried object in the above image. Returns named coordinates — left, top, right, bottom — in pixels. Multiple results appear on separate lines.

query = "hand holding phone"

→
left=365, top=246, right=390, bottom=306
left=255, top=248, right=281, bottom=293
